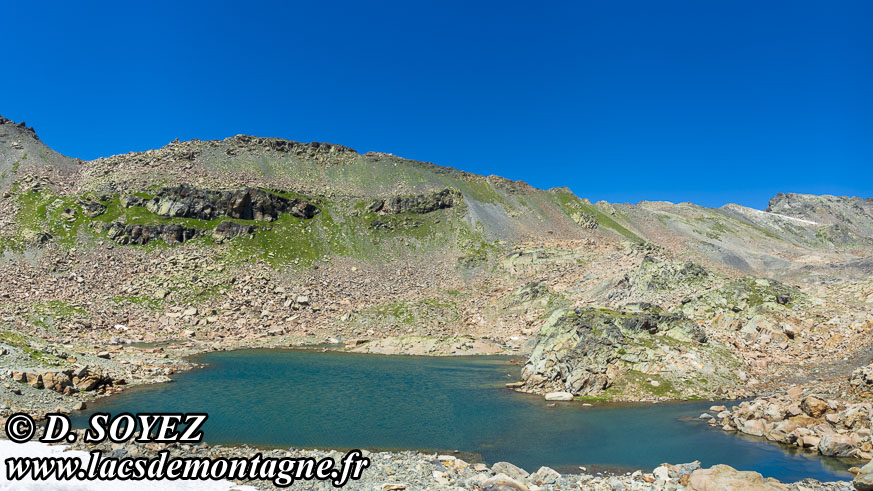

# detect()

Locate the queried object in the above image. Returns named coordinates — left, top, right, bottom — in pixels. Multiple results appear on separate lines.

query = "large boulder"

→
left=741, top=419, right=766, bottom=437
left=490, top=462, right=529, bottom=482
left=801, top=395, right=830, bottom=418
left=855, top=459, right=873, bottom=491
left=819, top=433, right=857, bottom=457
left=481, top=473, right=529, bottom=491
left=528, top=466, right=560, bottom=485
left=688, top=465, right=788, bottom=491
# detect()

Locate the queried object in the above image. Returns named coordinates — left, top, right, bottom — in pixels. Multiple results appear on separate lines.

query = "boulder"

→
left=819, top=433, right=856, bottom=457
left=671, top=461, right=702, bottom=479
left=741, top=419, right=765, bottom=437
left=490, top=462, right=529, bottom=482
left=654, top=461, right=701, bottom=481
left=529, top=466, right=560, bottom=485
left=213, top=221, right=256, bottom=240
left=688, top=465, right=788, bottom=490
left=785, top=386, right=803, bottom=399
left=481, top=473, right=529, bottom=491
left=801, top=435, right=821, bottom=448
left=854, top=460, right=873, bottom=491
left=544, top=392, right=573, bottom=401
left=766, top=421, right=797, bottom=443
left=78, top=200, right=107, bottom=217
left=26, top=373, right=43, bottom=389
left=801, top=395, right=829, bottom=418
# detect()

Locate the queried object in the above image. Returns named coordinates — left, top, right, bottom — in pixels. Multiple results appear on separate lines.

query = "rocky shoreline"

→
left=1, top=341, right=871, bottom=489
left=0, top=434, right=862, bottom=490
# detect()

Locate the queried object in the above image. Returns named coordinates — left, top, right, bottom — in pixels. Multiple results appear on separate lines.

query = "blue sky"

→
left=2, top=1, right=870, bottom=208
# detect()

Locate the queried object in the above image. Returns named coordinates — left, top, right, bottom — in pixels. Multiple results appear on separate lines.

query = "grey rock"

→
left=855, top=459, right=873, bottom=491
left=481, top=473, right=529, bottom=491
left=78, top=200, right=107, bottom=218
left=491, top=462, right=529, bottom=482
left=123, top=185, right=319, bottom=222
left=529, top=466, right=560, bottom=485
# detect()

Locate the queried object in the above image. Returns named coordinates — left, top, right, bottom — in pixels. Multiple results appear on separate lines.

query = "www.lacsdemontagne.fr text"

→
left=6, top=448, right=370, bottom=487
left=4, top=412, right=370, bottom=487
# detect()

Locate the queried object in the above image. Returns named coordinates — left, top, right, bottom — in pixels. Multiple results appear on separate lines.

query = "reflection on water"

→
left=71, top=349, right=854, bottom=482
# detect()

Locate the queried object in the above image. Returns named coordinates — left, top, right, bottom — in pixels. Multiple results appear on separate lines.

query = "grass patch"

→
left=0, top=329, right=63, bottom=366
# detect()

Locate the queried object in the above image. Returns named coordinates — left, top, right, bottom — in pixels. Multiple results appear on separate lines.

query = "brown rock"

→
left=801, top=396, right=829, bottom=418
left=801, top=435, right=822, bottom=448
left=481, top=474, right=529, bottom=491
left=786, top=386, right=803, bottom=399
left=855, top=459, right=873, bottom=491
left=742, top=419, right=766, bottom=437
left=26, top=373, right=43, bottom=389
left=688, top=465, right=788, bottom=490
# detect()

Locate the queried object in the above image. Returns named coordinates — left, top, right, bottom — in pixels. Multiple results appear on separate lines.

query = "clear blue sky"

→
left=2, top=1, right=870, bottom=208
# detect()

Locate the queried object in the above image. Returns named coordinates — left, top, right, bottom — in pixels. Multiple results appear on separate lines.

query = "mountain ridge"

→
left=2, top=113, right=872, bottom=282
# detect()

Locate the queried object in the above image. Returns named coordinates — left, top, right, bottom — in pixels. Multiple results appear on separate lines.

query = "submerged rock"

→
left=544, top=391, right=573, bottom=401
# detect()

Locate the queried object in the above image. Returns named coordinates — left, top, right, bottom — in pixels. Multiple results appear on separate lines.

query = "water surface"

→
left=72, top=349, right=853, bottom=482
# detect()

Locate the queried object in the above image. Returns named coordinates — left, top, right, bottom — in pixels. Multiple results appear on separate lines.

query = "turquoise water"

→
left=71, top=349, right=853, bottom=482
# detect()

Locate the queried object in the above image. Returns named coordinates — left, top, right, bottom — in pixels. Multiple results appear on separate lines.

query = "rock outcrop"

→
left=10, top=367, right=116, bottom=395
left=851, top=364, right=873, bottom=400
left=767, top=192, right=873, bottom=240
left=104, top=222, right=200, bottom=245
left=121, top=185, right=319, bottom=222
left=855, top=460, right=873, bottom=491
left=212, top=221, right=257, bottom=240
left=368, top=188, right=461, bottom=215
left=521, top=304, right=734, bottom=399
